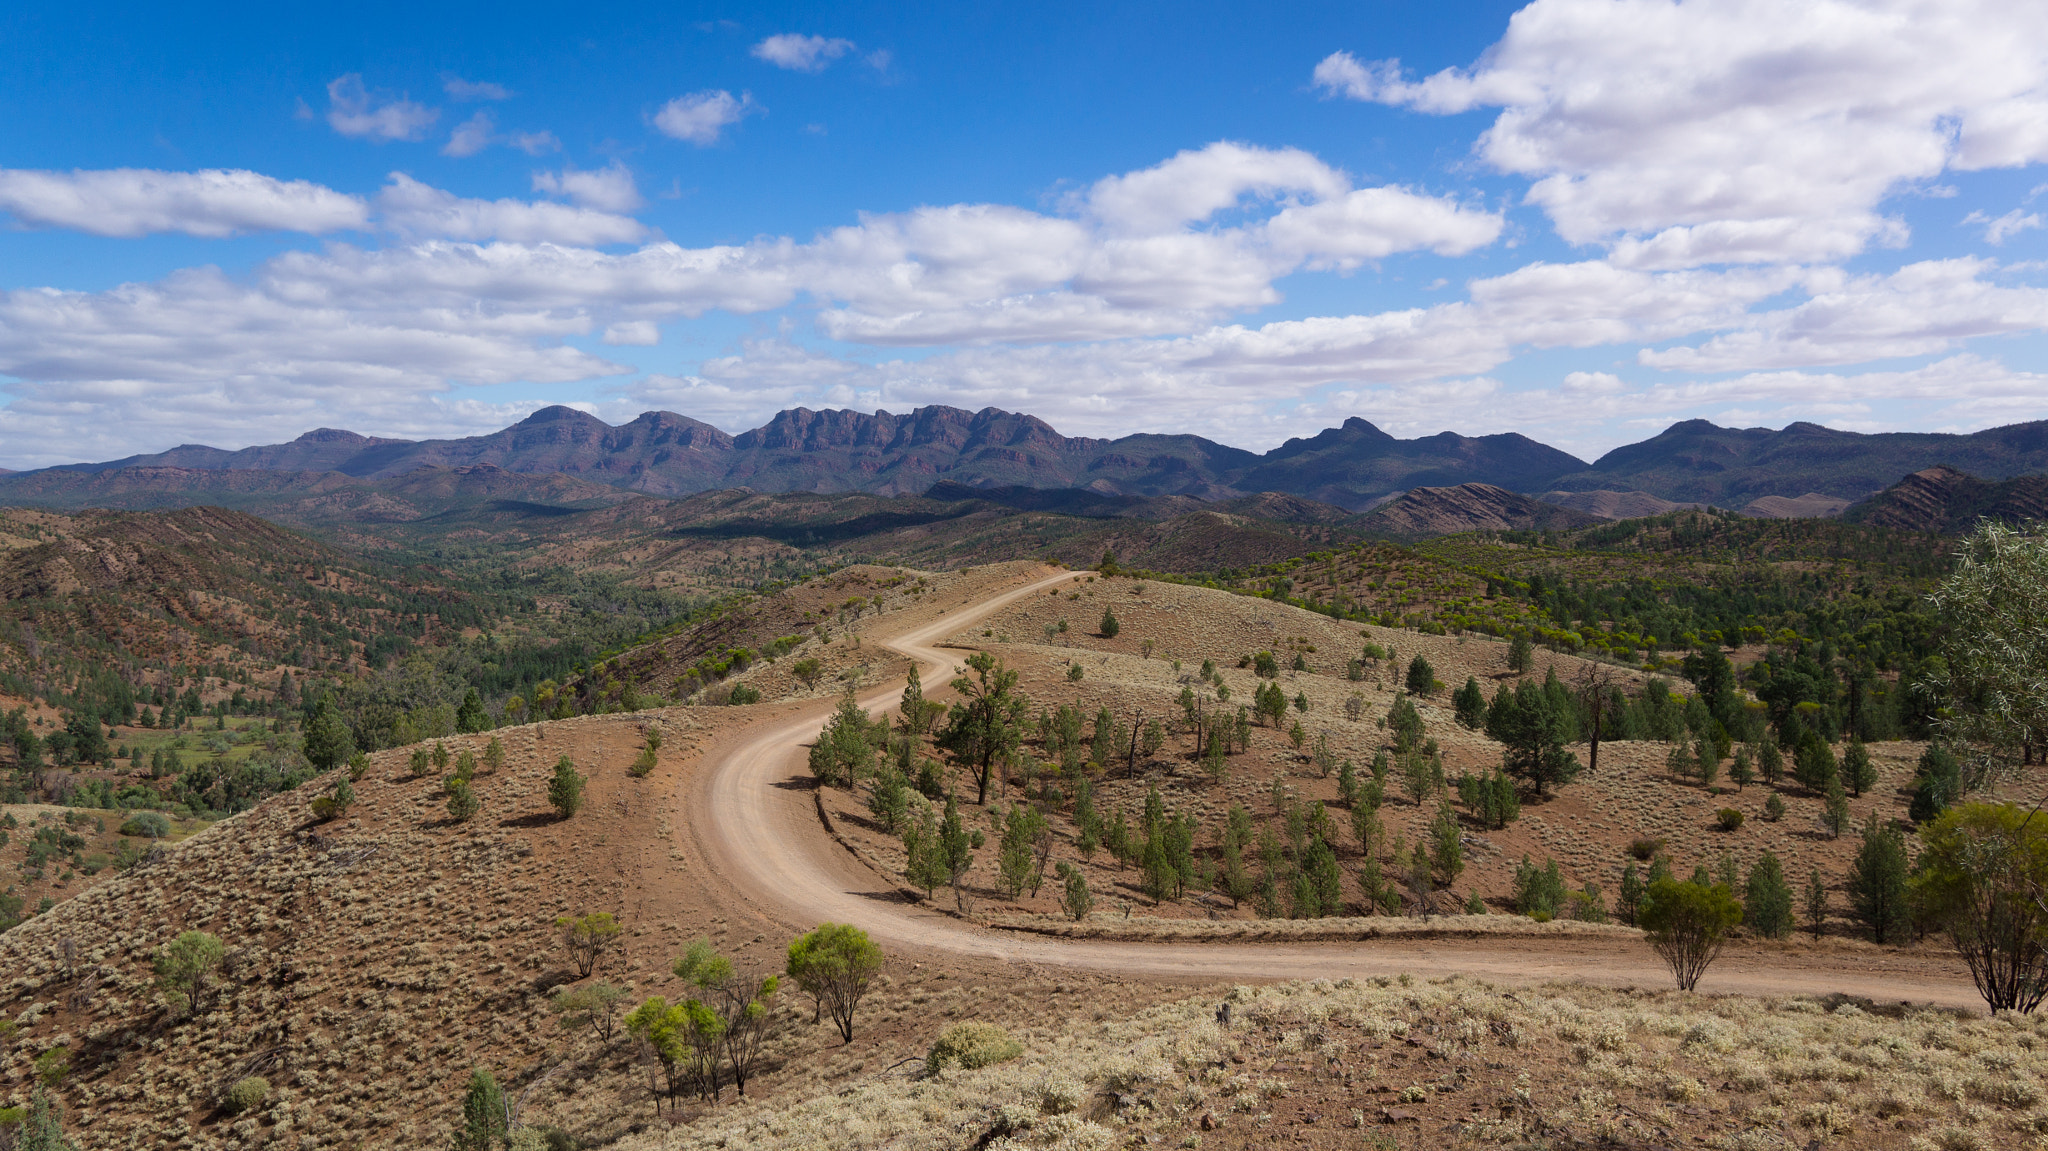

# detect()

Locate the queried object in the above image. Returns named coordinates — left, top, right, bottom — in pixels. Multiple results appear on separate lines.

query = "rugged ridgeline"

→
left=18, top=406, right=2046, bottom=511
left=1841, top=464, right=2048, bottom=533
left=1358, top=483, right=1599, bottom=538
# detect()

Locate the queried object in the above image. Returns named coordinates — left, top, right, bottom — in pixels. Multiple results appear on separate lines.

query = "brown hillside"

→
left=1363, top=483, right=1598, bottom=537
left=1843, top=464, right=2048, bottom=534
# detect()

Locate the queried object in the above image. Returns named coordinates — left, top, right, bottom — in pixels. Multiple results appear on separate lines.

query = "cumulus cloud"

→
left=375, top=174, right=647, bottom=245
left=532, top=162, right=644, bottom=212
left=653, top=90, right=756, bottom=145
left=0, top=168, right=369, bottom=237
left=602, top=320, right=660, bottom=346
left=325, top=74, right=439, bottom=142
left=1317, top=0, right=2048, bottom=267
left=1641, top=258, right=2048, bottom=371
left=750, top=34, right=856, bottom=72
left=1083, top=142, right=1347, bottom=234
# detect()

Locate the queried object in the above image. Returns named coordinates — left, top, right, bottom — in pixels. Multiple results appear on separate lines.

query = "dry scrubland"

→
left=817, top=569, right=1937, bottom=934
left=626, top=976, right=2048, bottom=1151
left=0, top=560, right=2026, bottom=1149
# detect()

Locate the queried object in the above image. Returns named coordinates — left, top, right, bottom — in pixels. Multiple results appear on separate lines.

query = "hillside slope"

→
left=1360, top=483, right=1599, bottom=537
left=1842, top=464, right=2048, bottom=533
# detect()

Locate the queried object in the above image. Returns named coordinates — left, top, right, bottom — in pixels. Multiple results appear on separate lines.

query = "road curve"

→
left=687, top=567, right=1986, bottom=1009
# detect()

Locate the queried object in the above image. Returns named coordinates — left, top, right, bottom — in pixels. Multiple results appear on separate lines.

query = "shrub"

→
left=446, top=779, right=479, bottom=822
left=223, top=1076, right=269, bottom=1115
left=1640, top=878, right=1744, bottom=991
left=119, top=811, right=170, bottom=839
left=791, top=657, right=825, bottom=688
left=1099, top=608, right=1119, bottom=638
left=1715, top=808, right=1745, bottom=832
left=925, top=1021, right=1023, bottom=1074
left=1512, top=855, right=1566, bottom=919
left=154, top=930, right=225, bottom=1018
left=1628, top=836, right=1666, bottom=861
left=1057, top=861, right=1093, bottom=921
left=312, top=775, right=355, bottom=822
left=727, top=683, right=762, bottom=705
left=1066, top=663, right=1084, bottom=682
left=551, top=981, right=628, bottom=1044
left=549, top=755, right=585, bottom=819
left=1763, top=793, right=1786, bottom=822
left=1914, top=802, right=2048, bottom=1012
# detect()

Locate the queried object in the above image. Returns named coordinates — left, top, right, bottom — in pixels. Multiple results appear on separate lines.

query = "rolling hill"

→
left=1841, top=464, right=2048, bottom=533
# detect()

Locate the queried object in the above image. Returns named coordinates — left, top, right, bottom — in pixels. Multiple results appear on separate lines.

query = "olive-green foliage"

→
left=1909, top=744, right=1963, bottom=823
left=1913, top=802, right=2048, bottom=1013
left=1427, top=799, right=1463, bottom=888
left=1804, top=868, right=1829, bottom=938
left=1485, top=679, right=1582, bottom=798
left=551, top=981, right=629, bottom=1044
left=1640, top=877, right=1744, bottom=991
left=1922, top=521, right=2048, bottom=779
left=548, top=755, right=585, bottom=818
left=809, top=690, right=879, bottom=788
left=557, top=912, right=622, bottom=978
left=302, top=697, right=355, bottom=773
left=1512, top=856, right=1566, bottom=920
left=1099, top=607, right=1119, bottom=638
left=15, top=1086, right=78, bottom=1151
left=1456, top=769, right=1519, bottom=830
left=937, top=652, right=1030, bottom=806
left=1056, top=861, right=1093, bottom=921
left=445, top=779, right=479, bottom=822
left=32, top=1047, right=68, bottom=1088
left=154, top=930, right=225, bottom=1019
left=925, top=1021, right=1023, bottom=1074
left=119, top=811, right=171, bottom=838
left=785, top=923, right=885, bottom=1043
left=223, top=1076, right=270, bottom=1116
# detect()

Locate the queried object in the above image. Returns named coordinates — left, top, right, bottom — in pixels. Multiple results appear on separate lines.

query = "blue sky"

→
left=0, top=0, right=2044, bottom=469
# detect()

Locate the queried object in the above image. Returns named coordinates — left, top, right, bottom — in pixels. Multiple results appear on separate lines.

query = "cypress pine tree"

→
left=1743, top=851, right=1794, bottom=939
left=455, top=1068, right=507, bottom=1151
left=1843, top=739, right=1877, bottom=798
left=1847, top=815, right=1910, bottom=944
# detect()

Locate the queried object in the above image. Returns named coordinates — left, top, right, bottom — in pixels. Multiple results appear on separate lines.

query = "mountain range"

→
left=6, top=404, right=2048, bottom=514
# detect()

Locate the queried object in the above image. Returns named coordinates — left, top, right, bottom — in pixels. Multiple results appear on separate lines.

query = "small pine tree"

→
left=445, top=779, right=479, bottom=822
left=1822, top=772, right=1850, bottom=838
left=1843, top=739, right=1877, bottom=798
left=1803, top=868, right=1829, bottom=939
left=455, top=1067, right=507, bottom=1151
left=1908, top=744, right=1962, bottom=823
left=1428, top=799, right=1463, bottom=887
left=1056, top=862, right=1092, bottom=921
left=1405, top=655, right=1436, bottom=697
left=1099, top=608, right=1119, bottom=638
left=482, top=735, right=505, bottom=773
left=1729, top=748, right=1753, bottom=789
left=1615, top=860, right=1645, bottom=926
left=1453, top=676, right=1486, bottom=729
left=1757, top=738, right=1783, bottom=785
left=17, top=1085, right=78, bottom=1151
left=1763, top=792, right=1786, bottom=822
left=1847, top=814, right=1911, bottom=944
left=1743, top=851, right=1794, bottom=939
left=1507, top=633, right=1533, bottom=673
left=548, top=755, right=585, bottom=819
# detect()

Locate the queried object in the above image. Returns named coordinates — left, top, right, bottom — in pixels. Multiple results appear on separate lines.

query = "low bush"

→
left=1716, top=808, right=1746, bottom=832
left=1628, top=836, right=1666, bottom=861
left=223, top=1076, right=269, bottom=1115
left=119, top=811, right=171, bottom=839
left=926, top=1021, right=1024, bottom=1074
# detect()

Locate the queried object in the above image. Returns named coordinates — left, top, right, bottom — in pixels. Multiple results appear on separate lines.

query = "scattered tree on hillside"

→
left=1804, top=868, right=1830, bottom=938
left=153, top=930, right=225, bottom=1020
left=445, top=779, right=479, bottom=822
left=937, top=653, right=1029, bottom=805
left=1848, top=814, right=1911, bottom=944
left=557, top=912, right=623, bottom=978
left=897, top=666, right=944, bottom=735
left=552, top=981, right=628, bottom=1045
left=455, top=688, right=489, bottom=733
left=1913, top=802, right=2048, bottom=1013
left=1508, top=633, right=1534, bottom=673
left=302, top=698, right=354, bottom=772
left=1910, top=744, right=1964, bottom=823
left=1453, top=677, right=1486, bottom=729
left=1640, top=877, right=1744, bottom=991
left=453, top=1067, right=507, bottom=1151
left=1486, top=680, right=1582, bottom=798
left=548, top=755, right=585, bottom=819
left=785, top=923, right=885, bottom=1043
left=17, top=1085, right=79, bottom=1151
left=673, top=939, right=780, bottom=1097
left=1405, top=655, right=1436, bottom=696
left=1743, top=851, right=1794, bottom=939
left=1843, top=739, right=1876, bottom=797
left=809, top=690, right=878, bottom=788
left=1099, top=607, right=1119, bottom=638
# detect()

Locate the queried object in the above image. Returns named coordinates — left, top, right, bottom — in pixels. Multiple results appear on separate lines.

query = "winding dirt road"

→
left=686, top=566, right=1987, bottom=1010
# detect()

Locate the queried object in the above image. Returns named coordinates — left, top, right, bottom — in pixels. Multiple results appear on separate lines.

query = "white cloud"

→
left=443, top=110, right=497, bottom=157
left=375, top=174, right=648, bottom=245
left=1318, top=0, right=2048, bottom=267
left=1262, top=186, right=1503, bottom=269
left=1641, top=258, right=2048, bottom=371
left=1965, top=208, right=2045, bottom=244
left=0, top=167, right=369, bottom=237
left=532, top=162, right=644, bottom=212
left=602, top=320, right=660, bottom=346
left=750, top=34, right=856, bottom=72
left=653, top=90, right=756, bottom=145
left=1083, top=142, right=1347, bottom=234
left=443, top=76, right=513, bottom=101
left=506, top=130, right=560, bottom=156
left=325, top=73, right=439, bottom=142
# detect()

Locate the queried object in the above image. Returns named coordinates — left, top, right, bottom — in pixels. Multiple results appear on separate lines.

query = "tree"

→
left=936, top=653, right=1029, bottom=805
left=1456, top=769, right=1520, bottom=830
left=810, top=690, right=877, bottom=788
left=674, top=940, right=780, bottom=1098
left=1405, top=655, right=1436, bottom=696
left=785, top=923, right=885, bottom=1043
left=897, top=666, right=944, bottom=736
left=1428, top=799, right=1464, bottom=888
left=456, top=688, right=489, bottom=734
left=1056, top=861, right=1093, bottom=921
left=901, top=799, right=947, bottom=897
left=1923, top=520, right=2048, bottom=779
left=16, top=1086, right=78, bottom=1151
left=311, top=774, right=354, bottom=821
left=557, top=912, right=623, bottom=978
left=1804, top=868, right=1829, bottom=938
left=1913, top=802, right=2048, bottom=1013
left=548, top=755, right=585, bottom=819
left=1453, top=677, right=1486, bottom=729
left=445, top=779, right=479, bottom=822
left=154, top=930, right=225, bottom=1019
left=1615, top=861, right=1645, bottom=926
left=1843, top=739, right=1876, bottom=798
left=551, top=981, right=629, bottom=1044
left=1909, top=744, right=1963, bottom=823
left=625, top=996, right=707, bottom=1110
left=1507, top=633, right=1534, bottom=673
left=1487, top=681, right=1582, bottom=798
left=454, top=1067, right=508, bottom=1151
left=1821, top=772, right=1851, bottom=838
left=1743, top=851, right=1794, bottom=939
left=302, top=698, right=355, bottom=773
left=1099, top=607, right=1119, bottom=638
left=1639, top=878, right=1744, bottom=991
left=1847, top=814, right=1911, bottom=944
left=993, top=803, right=1048, bottom=898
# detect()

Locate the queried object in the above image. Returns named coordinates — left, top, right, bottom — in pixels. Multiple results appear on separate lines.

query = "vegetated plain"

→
left=0, top=462, right=2043, bottom=1149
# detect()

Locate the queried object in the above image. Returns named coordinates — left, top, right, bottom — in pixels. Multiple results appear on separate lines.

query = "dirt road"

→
left=686, top=565, right=1988, bottom=1010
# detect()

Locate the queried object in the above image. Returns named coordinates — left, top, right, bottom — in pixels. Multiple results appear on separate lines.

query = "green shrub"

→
left=1715, top=808, right=1745, bottom=832
left=926, top=1021, right=1023, bottom=1074
left=223, top=1076, right=269, bottom=1115
left=119, top=811, right=171, bottom=839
